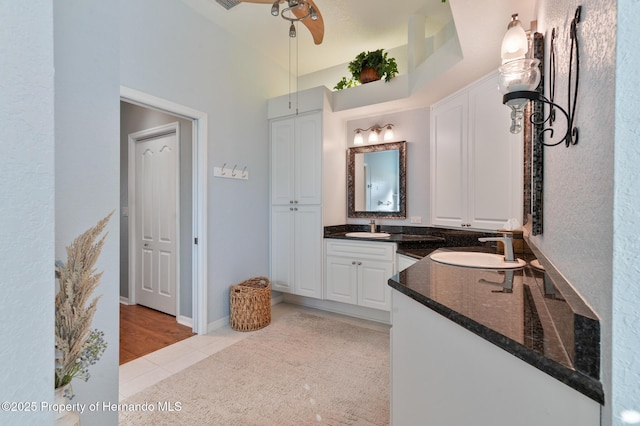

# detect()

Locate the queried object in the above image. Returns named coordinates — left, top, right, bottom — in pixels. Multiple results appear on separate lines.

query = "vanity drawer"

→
left=325, top=239, right=396, bottom=261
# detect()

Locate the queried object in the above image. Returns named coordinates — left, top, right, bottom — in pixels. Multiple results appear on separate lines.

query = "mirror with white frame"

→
left=347, top=141, right=406, bottom=219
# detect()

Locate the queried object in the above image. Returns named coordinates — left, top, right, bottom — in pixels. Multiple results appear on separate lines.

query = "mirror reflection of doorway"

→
left=354, top=150, right=399, bottom=212
left=347, top=141, right=407, bottom=219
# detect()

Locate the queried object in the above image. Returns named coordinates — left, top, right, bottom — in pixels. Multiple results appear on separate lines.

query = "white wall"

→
left=532, top=1, right=616, bottom=424
left=346, top=108, right=430, bottom=227
left=54, top=1, right=121, bottom=424
left=120, top=0, right=288, bottom=325
left=0, top=2, right=55, bottom=424
left=613, top=0, right=640, bottom=423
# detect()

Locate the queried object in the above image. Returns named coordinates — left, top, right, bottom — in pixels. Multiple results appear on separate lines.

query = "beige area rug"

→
left=119, top=311, right=390, bottom=425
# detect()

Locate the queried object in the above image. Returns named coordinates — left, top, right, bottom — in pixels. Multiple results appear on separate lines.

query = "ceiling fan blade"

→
left=292, top=0, right=324, bottom=45
left=235, top=0, right=276, bottom=3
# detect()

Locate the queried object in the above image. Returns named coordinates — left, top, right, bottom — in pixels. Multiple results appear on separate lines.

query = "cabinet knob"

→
left=290, top=207, right=294, bottom=211
left=294, top=207, right=298, bottom=211
left=352, top=261, right=356, bottom=265
left=290, top=200, right=294, bottom=204
left=357, top=261, right=362, bottom=265
left=294, top=200, right=298, bottom=204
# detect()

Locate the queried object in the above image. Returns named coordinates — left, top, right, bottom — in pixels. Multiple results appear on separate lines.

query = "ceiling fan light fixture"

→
left=271, top=1, right=279, bottom=16
left=289, top=22, right=297, bottom=38
left=309, top=5, right=318, bottom=21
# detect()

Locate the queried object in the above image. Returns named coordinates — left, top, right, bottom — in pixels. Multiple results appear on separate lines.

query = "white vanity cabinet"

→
left=391, top=291, right=601, bottom=426
left=397, top=253, right=418, bottom=272
left=325, top=239, right=395, bottom=311
left=430, top=71, right=523, bottom=230
left=270, top=111, right=323, bottom=298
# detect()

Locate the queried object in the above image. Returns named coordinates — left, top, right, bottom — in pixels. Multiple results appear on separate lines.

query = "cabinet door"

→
left=270, top=206, right=294, bottom=292
left=325, top=256, right=358, bottom=305
left=431, top=91, right=468, bottom=228
left=294, top=205, right=323, bottom=298
left=467, top=74, right=523, bottom=229
left=294, top=112, right=322, bottom=205
left=271, top=118, right=295, bottom=205
left=358, top=260, right=394, bottom=311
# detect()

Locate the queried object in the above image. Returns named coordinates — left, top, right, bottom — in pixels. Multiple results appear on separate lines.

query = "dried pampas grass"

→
left=55, top=212, right=112, bottom=393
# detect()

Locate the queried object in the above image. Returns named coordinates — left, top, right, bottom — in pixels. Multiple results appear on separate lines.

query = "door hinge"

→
left=194, top=237, right=198, bottom=245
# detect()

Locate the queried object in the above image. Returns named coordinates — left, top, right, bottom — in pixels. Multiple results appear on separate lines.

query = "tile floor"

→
left=119, top=302, right=390, bottom=401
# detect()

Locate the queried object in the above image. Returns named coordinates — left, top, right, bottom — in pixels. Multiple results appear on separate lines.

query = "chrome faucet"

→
left=478, top=233, right=516, bottom=262
left=369, top=220, right=376, bottom=233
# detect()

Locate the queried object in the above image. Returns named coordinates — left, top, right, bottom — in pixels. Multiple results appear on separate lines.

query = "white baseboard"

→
left=177, top=315, right=193, bottom=328
left=119, top=297, right=130, bottom=305
left=271, top=294, right=284, bottom=306
left=207, top=315, right=230, bottom=334
left=282, top=294, right=391, bottom=324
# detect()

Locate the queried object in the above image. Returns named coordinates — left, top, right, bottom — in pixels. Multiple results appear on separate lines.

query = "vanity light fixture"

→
left=353, top=124, right=395, bottom=145
left=498, top=6, right=582, bottom=147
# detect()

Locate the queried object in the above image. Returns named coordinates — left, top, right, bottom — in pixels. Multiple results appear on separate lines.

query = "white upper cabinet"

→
left=271, top=112, right=322, bottom=206
left=430, top=72, right=523, bottom=230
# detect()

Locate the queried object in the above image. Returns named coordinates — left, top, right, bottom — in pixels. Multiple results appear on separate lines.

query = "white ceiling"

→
left=182, top=0, right=537, bottom=106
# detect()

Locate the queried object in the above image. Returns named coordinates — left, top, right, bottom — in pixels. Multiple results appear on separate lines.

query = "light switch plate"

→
left=410, top=216, right=422, bottom=224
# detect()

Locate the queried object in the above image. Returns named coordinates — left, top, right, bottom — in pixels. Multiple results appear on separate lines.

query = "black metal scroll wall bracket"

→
left=503, top=6, right=582, bottom=148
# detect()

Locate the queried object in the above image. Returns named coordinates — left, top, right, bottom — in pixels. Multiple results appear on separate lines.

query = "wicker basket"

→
left=229, top=276, right=271, bottom=332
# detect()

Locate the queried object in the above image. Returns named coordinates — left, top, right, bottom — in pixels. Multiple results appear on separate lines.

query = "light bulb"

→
left=383, top=125, right=394, bottom=141
left=501, top=14, right=528, bottom=63
left=289, top=22, right=296, bottom=38
left=271, top=1, right=279, bottom=16
left=368, top=130, right=379, bottom=143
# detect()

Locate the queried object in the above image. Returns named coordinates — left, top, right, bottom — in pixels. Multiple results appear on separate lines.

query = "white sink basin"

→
left=345, top=232, right=391, bottom=238
left=430, top=251, right=525, bottom=269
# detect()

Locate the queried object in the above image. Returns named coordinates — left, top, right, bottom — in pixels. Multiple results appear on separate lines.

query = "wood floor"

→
left=120, top=304, right=195, bottom=365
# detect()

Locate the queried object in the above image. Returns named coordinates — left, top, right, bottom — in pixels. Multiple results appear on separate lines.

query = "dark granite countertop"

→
left=388, top=243, right=604, bottom=404
left=324, top=224, right=497, bottom=251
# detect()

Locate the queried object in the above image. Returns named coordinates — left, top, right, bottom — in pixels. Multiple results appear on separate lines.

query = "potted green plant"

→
left=349, top=49, right=398, bottom=83
left=333, top=49, right=399, bottom=90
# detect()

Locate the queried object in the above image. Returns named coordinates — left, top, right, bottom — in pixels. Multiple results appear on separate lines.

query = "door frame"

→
left=121, top=86, right=208, bottom=335
left=128, top=121, right=181, bottom=317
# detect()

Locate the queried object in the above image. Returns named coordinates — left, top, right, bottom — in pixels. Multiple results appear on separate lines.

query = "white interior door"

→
left=132, top=124, right=179, bottom=315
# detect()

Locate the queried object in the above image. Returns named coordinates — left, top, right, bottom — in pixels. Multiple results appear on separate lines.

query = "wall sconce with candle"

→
left=353, top=124, right=395, bottom=145
left=498, top=7, right=582, bottom=147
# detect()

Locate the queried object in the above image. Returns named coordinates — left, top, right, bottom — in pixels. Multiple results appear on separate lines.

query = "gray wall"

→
left=533, top=1, right=616, bottom=424
left=613, top=0, right=640, bottom=422
left=0, top=2, right=55, bottom=424
left=346, top=108, right=430, bottom=226
left=120, top=0, right=286, bottom=326
left=120, top=101, right=193, bottom=318
left=54, top=0, right=120, bottom=424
